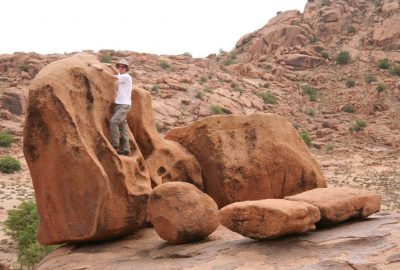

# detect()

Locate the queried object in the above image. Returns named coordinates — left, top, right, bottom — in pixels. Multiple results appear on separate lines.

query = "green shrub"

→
left=160, top=61, right=170, bottom=70
left=321, top=51, right=330, bottom=60
left=327, top=143, right=334, bottom=152
left=151, top=84, right=159, bottom=93
left=347, top=26, right=356, bottom=34
left=0, top=156, right=21, bottom=173
left=100, top=53, right=112, bottom=63
left=346, top=78, right=356, bottom=88
left=342, top=103, right=355, bottom=113
left=0, top=132, right=14, bottom=147
left=263, top=82, right=270, bottom=88
left=374, top=0, right=382, bottom=7
left=231, top=83, right=245, bottom=94
left=305, top=108, right=316, bottom=117
left=257, top=91, right=277, bottom=104
left=155, top=122, right=162, bottom=133
left=3, top=201, right=56, bottom=268
left=199, top=76, right=208, bottom=84
left=223, top=52, right=237, bottom=66
left=18, top=63, right=28, bottom=72
left=183, top=52, right=192, bottom=57
left=300, top=130, right=312, bottom=147
left=233, top=87, right=245, bottom=94
left=322, top=0, right=330, bottom=6
left=194, top=90, right=204, bottom=100
left=352, top=120, right=367, bottom=132
left=364, top=73, right=377, bottom=84
left=389, top=65, right=400, bottom=76
left=204, top=87, right=213, bottom=93
left=336, top=51, right=350, bottom=65
left=210, top=104, right=225, bottom=115
left=378, top=58, right=390, bottom=69
left=302, top=85, right=318, bottom=101
left=376, top=82, right=386, bottom=95
left=310, top=35, right=318, bottom=43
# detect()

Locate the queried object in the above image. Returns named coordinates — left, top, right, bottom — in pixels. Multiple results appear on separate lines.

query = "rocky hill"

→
left=0, top=0, right=399, bottom=268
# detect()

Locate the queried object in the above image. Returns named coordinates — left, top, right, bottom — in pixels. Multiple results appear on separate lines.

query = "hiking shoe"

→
left=117, top=150, right=130, bottom=156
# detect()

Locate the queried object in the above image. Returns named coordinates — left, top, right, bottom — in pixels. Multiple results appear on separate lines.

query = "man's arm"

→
left=92, top=64, right=118, bottom=80
left=104, top=63, right=119, bottom=74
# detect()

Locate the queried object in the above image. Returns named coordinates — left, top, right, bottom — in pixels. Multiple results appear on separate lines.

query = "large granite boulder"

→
left=166, top=113, right=327, bottom=208
left=219, top=199, right=320, bottom=239
left=127, top=88, right=203, bottom=189
left=147, top=182, right=219, bottom=244
left=23, top=53, right=152, bottom=244
left=285, top=187, right=381, bottom=226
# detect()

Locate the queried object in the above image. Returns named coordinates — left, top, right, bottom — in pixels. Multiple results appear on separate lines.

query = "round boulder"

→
left=148, top=182, right=219, bottom=244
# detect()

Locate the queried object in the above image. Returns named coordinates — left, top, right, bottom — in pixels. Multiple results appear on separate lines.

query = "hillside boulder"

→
left=372, top=16, right=400, bottom=50
left=1, top=88, right=27, bottom=115
left=23, top=53, right=152, bottom=244
left=148, top=182, right=219, bottom=244
left=166, top=113, right=327, bottom=208
left=219, top=199, right=320, bottom=239
left=127, top=87, right=203, bottom=189
left=284, top=54, right=324, bottom=69
left=285, top=187, right=381, bottom=226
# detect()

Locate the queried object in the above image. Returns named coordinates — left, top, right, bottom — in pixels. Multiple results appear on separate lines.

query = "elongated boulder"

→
left=219, top=199, right=320, bottom=239
left=285, top=187, right=381, bottom=226
left=284, top=54, right=324, bottom=69
left=127, top=88, right=203, bottom=189
left=23, top=53, right=152, bottom=244
left=148, top=182, right=219, bottom=244
left=165, top=113, right=326, bottom=208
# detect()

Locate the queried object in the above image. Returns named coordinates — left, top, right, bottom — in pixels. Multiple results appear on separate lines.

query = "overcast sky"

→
left=1, top=0, right=307, bottom=57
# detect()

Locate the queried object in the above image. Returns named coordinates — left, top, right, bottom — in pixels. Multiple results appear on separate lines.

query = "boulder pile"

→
left=23, top=54, right=381, bottom=246
left=219, top=187, right=381, bottom=239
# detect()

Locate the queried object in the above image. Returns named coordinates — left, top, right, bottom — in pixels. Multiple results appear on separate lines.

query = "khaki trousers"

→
left=110, top=104, right=131, bottom=152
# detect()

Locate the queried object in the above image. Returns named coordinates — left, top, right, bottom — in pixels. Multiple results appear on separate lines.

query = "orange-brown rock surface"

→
left=147, top=182, right=219, bottom=244
left=218, top=199, right=320, bottom=240
left=36, top=213, right=400, bottom=270
left=127, top=88, right=203, bottom=189
left=23, top=53, right=152, bottom=244
left=285, top=187, right=381, bottom=226
left=166, top=113, right=327, bottom=208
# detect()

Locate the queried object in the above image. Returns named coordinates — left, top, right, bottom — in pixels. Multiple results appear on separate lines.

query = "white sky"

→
left=1, top=0, right=307, bottom=57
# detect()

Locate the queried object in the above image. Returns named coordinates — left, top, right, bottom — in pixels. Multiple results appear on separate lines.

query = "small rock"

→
left=148, top=182, right=219, bottom=244
left=218, top=199, right=320, bottom=240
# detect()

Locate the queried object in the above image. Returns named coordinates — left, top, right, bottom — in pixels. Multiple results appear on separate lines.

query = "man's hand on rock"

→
left=92, top=64, right=104, bottom=71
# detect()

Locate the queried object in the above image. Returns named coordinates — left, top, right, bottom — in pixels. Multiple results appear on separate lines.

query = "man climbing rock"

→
left=93, top=59, right=132, bottom=156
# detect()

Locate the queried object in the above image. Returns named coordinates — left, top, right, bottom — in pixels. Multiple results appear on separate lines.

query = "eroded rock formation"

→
left=166, top=113, right=327, bottom=208
left=23, top=53, right=152, bottom=244
left=127, top=88, right=203, bottom=189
